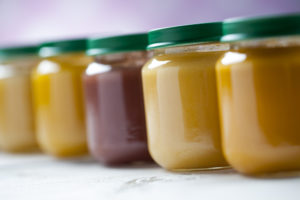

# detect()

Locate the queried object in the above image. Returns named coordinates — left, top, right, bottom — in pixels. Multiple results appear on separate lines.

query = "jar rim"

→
left=39, top=38, right=87, bottom=58
left=221, top=13, right=300, bottom=42
left=147, top=22, right=222, bottom=50
left=87, top=33, right=148, bottom=56
left=0, top=45, right=38, bottom=61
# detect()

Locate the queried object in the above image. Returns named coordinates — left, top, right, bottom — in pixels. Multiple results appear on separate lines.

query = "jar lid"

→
left=87, top=33, right=148, bottom=56
left=221, top=13, right=300, bottom=42
left=0, top=45, right=38, bottom=61
left=39, top=38, right=87, bottom=57
left=147, top=22, right=222, bottom=50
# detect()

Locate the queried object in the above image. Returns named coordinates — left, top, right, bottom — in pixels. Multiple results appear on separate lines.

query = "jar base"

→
left=242, top=169, right=300, bottom=178
left=169, top=165, right=231, bottom=172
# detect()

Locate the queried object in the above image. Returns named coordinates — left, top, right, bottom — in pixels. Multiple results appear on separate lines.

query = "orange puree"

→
left=216, top=46, right=300, bottom=174
left=142, top=50, right=228, bottom=170
left=32, top=53, right=91, bottom=157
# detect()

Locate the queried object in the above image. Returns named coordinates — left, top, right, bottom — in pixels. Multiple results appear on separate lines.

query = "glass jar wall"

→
left=0, top=46, right=39, bottom=152
left=83, top=34, right=152, bottom=165
left=32, top=39, right=91, bottom=157
left=142, top=23, right=229, bottom=170
left=216, top=14, right=300, bottom=175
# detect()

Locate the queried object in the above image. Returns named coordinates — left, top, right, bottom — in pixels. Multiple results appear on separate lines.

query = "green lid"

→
left=39, top=38, right=87, bottom=57
left=148, top=22, right=222, bottom=50
left=0, top=45, right=38, bottom=61
left=87, top=33, right=148, bottom=56
left=222, top=13, right=300, bottom=42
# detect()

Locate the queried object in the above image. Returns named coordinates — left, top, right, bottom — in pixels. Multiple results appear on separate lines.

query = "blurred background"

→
left=0, top=0, right=299, bottom=46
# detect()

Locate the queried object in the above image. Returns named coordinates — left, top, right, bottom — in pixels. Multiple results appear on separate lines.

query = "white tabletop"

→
left=0, top=152, right=299, bottom=200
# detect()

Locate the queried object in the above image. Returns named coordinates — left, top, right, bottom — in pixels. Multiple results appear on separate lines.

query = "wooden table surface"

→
left=0, top=152, right=299, bottom=200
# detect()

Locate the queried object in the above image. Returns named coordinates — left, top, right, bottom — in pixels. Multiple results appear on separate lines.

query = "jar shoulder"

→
left=218, top=46, right=300, bottom=68
left=143, top=51, right=226, bottom=72
left=33, top=58, right=88, bottom=75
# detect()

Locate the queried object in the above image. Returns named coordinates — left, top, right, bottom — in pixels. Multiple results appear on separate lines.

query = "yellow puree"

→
left=216, top=46, right=300, bottom=174
left=142, top=51, right=227, bottom=170
left=0, top=60, right=38, bottom=152
left=32, top=53, right=91, bottom=157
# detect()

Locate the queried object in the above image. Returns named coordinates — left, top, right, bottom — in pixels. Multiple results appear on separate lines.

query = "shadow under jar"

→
left=216, top=14, right=300, bottom=175
left=142, top=22, right=229, bottom=171
left=83, top=34, right=152, bottom=165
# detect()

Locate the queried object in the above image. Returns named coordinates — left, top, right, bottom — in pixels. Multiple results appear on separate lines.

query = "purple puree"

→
left=83, top=52, right=152, bottom=165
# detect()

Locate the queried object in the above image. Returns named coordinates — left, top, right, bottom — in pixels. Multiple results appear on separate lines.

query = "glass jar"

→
left=83, top=34, right=152, bottom=165
left=216, top=14, right=300, bottom=175
left=142, top=23, right=229, bottom=170
left=32, top=39, right=91, bottom=157
left=0, top=45, right=39, bottom=152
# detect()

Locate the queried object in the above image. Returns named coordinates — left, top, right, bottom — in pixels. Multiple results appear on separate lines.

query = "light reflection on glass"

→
left=36, top=60, right=60, bottom=75
left=85, top=62, right=111, bottom=75
left=221, top=52, right=246, bottom=65
left=0, top=64, right=15, bottom=79
left=148, top=59, right=170, bottom=69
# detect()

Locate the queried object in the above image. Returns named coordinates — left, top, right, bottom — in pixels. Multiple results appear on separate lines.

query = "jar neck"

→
left=0, top=56, right=39, bottom=70
left=230, top=36, right=300, bottom=50
left=45, top=52, right=91, bottom=65
left=153, top=42, right=229, bottom=56
left=0, top=57, right=40, bottom=78
left=94, top=51, right=150, bottom=68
